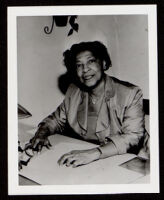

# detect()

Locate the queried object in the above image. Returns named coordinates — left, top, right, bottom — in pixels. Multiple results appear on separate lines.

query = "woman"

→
left=28, top=41, right=146, bottom=168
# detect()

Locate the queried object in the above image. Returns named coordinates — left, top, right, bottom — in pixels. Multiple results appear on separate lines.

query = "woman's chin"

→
left=83, top=82, right=95, bottom=88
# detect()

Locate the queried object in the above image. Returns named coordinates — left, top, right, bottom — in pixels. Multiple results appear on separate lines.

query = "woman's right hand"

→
left=25, top=124, right=52, bottom=152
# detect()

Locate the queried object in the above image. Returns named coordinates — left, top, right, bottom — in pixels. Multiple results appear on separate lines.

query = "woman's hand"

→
left=58, top=148, right=101, bottom=168
left=25, top=124, right=51, bottom=152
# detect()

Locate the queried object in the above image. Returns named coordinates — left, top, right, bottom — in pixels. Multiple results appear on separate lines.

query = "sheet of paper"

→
left=19, top=134, right=144, bottom=185
left=120, top=157, right=150, bottom=175
left=131, top=175, right=150, bottom=184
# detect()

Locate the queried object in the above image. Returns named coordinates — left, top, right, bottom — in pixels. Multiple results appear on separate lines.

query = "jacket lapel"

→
left=77, top=92, right=88, bottom=131
left=96, top=75, right=115, bottom=133
left=96, top=100, right=110, bottom=132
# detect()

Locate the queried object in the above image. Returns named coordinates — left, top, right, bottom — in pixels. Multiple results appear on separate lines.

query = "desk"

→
left=19, top=133, right=150, bottom=185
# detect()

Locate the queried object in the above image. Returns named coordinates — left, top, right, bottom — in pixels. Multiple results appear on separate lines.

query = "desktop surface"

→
left=19, top=134, right=150, bottom=185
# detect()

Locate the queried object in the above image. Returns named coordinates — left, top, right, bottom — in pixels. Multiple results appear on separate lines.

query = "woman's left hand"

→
left=58, top=148, right=101, bottom=168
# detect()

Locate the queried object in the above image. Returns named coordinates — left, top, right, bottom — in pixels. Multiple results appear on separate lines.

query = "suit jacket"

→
left=41, top=75, right=145, bottom=156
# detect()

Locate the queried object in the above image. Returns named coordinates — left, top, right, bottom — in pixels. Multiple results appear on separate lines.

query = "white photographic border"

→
left=8, top=5, right=159, bottom=195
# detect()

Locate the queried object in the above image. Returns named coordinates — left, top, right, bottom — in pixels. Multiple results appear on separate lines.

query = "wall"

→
left=17, top=15, right=148, bottom=124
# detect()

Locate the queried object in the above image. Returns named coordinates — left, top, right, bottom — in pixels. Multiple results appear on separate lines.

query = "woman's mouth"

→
left=83, top=75, right=94, bottom=81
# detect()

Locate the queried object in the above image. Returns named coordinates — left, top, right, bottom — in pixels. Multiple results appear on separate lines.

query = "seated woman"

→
left=28, top=41, right=148, bottom=168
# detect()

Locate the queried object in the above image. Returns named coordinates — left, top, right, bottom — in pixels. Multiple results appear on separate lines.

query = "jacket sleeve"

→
left=39, top=84, right=74, bottom=135
left=100, top=87, right=145, bottom=155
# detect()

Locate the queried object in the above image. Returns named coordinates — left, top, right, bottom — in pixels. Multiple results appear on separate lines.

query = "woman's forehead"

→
left=76, top=50, right=95, bottom=61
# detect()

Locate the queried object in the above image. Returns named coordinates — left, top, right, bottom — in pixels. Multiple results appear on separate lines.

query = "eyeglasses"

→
left=18, top=141, right=35, bottom=170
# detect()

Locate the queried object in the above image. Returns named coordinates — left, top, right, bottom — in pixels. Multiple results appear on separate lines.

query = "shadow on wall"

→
left=57, top=72, right=72, bottom=95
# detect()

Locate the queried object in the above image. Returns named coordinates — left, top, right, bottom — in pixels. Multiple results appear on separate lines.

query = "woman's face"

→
left=75, top=51, right=104, bottom=88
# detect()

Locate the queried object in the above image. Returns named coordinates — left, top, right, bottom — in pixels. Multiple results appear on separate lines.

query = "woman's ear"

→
left=102, top=61, right=107, bottom=71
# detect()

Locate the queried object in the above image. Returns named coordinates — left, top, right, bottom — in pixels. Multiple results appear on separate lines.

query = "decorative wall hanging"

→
left=44, top=16, right=79, bottom=36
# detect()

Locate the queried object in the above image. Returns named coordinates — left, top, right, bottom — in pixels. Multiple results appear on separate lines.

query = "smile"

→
left=83, top=75, right=94, bottom=81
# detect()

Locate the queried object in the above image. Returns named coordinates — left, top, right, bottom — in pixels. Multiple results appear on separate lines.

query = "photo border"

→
left=0, top=0, right=163, bottom=199
left=8, top=5, right=159, bottom=195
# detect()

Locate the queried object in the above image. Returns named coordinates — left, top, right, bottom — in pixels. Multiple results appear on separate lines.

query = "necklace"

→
left=90, top=96, right=99, bottom=104
left=89, top=93, right=105, bottom=105
left=89, top=80, right=105, bottom=104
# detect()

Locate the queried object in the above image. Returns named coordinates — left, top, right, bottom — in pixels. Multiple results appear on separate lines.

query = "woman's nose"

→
left=83, top=64, right=89, bottom=72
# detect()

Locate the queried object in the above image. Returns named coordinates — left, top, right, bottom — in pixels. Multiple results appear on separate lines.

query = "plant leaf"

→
left=68, top=28, right=73, bottom=36
left=72, top=23, right=79, bottom=32
left=69, top=16, right=76, bottom=25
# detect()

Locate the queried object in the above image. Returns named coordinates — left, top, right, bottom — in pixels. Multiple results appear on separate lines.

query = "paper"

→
left=132, top=175, right=150, bottom=184
left=120, top=157, right=150, bottom=175
left=19, top=134, right=144, bottom=185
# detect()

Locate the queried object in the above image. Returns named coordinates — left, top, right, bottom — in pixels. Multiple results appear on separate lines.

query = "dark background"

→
left=0, top=0, right=163, bottom=199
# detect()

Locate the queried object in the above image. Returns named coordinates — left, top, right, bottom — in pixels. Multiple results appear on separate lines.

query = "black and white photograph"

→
left=7, top=5, right=159, bottom=194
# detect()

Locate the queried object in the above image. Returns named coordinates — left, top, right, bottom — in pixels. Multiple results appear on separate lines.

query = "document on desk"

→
left=19, top=134, right=144, bottom=185
left=120, top=157, right=150, bottom=175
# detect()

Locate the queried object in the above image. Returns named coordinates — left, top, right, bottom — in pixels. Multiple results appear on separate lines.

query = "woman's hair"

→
left=63, top=41, right=112, bottom=72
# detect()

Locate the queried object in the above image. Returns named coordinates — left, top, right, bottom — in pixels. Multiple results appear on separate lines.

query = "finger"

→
left=47, top=139, right=52, bottom=147
left=44, top=139, right=52, bottom=149
left=32, top=142, right=43, bottom=152
left=33, top=138, right=43, bottom=149
left=38, top=144, right=43, bottom=152
left=44, top=144, right=50, bottom=149
left=25, top=137, right=37, bottom=149
left=58, top=153, right=73, bottom=166
left=27, top=137, right=37, bottom=149
left=65, top=157, right=75, bottom=167
left=72, top=160, right=82, bottom=168
left=37, top=140, right=46, bottom=152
